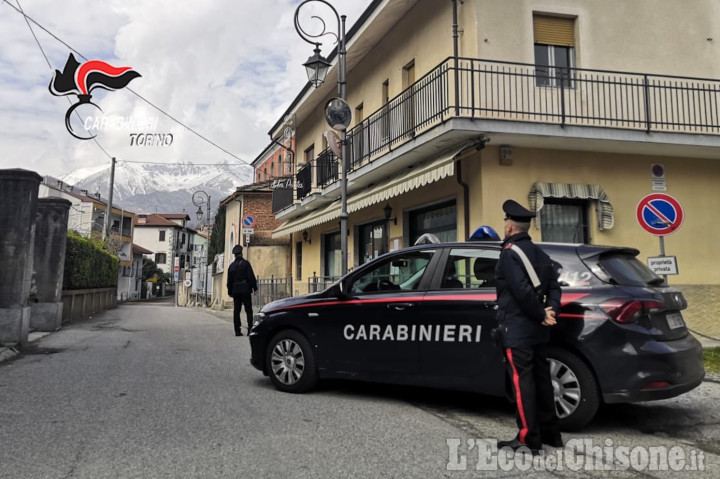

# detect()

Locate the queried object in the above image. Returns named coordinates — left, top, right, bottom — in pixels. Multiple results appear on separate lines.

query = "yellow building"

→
left=269, top=0, right=720, bottom=331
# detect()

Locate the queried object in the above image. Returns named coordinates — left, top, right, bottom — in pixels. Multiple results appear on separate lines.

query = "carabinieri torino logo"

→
left=48, top=53, right=141, bottom=140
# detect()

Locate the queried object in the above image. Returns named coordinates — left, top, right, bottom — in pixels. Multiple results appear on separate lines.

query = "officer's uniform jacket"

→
left=226, top=257, right=258, bottom=297
left=495, top=232, right=562, bottom=348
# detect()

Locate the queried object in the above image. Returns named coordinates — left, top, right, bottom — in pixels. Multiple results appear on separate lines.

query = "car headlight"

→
left=253, top=312, right=266, bottom=327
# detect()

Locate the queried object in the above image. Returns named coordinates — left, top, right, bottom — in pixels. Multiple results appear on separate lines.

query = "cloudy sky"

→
left=0, top=0, right=372, bottom=178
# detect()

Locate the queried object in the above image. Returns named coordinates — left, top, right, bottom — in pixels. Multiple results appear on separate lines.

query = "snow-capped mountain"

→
left=57, top=161, right=254, bottom=226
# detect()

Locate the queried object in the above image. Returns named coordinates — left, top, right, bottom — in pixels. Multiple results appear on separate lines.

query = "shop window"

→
left=323, top=232, right=342, bottom=278
left=359, top=221, right=386, bottom=265
left=409, top=200, right=457, bottom=245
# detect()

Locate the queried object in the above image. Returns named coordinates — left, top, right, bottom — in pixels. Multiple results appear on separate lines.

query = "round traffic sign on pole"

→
left=636, top=193, right=684, bottom=236
left=242, top=215, right=256, bottom=228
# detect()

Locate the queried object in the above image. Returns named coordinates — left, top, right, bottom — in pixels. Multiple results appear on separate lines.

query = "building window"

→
left=402, top=60, right=416, bottom=136
left=296, top=241, right=303, bottom=280
left=533, top=14, right=575, bottom=88
left=408, top=200, right=457, bottom=245
left=159, top=230, right=166, bottom=241
left=304, top=144, right=315, bottom=164
left=381, top=80, right=390, bottom=141
left=540, top=199, right=588, bottom=243
left=352, top=103, right=366, bottom=166
left=155, top=253, right=167, bottom=264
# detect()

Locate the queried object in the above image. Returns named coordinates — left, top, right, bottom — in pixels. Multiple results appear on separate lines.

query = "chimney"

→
left=138, top=215, right=147, bottom=224
left=81, top=189, right=88, bottom=196
left=68, top=185, right=74, bottom=192
left=94, top=192, right=101, bottom=200
left=57, top=180, right=64, bottom=189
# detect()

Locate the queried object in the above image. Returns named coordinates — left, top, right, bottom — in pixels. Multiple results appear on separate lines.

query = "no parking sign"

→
left=636, top=193, right=684, bottom=236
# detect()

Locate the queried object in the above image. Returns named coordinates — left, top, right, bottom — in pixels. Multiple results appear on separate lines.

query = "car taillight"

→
left=600, top=299, right=666, bottom=324
left=642, top=380, right=671, bottom=390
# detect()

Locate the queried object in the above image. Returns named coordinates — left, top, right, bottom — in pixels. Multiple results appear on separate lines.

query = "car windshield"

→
left=593, top=253, right=664, bottom=287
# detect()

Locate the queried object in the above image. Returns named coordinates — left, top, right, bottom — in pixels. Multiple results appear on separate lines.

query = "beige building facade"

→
left=269, top=0, right=720, bottom=304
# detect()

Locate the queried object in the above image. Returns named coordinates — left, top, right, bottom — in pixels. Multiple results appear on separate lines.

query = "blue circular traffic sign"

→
left=242, top=215, right=256, bottom=228
left=636, top=193, right=684, bottom=236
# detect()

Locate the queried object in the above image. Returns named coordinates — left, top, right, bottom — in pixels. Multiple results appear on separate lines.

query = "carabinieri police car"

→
left=249, top=239, right=705, bottom=430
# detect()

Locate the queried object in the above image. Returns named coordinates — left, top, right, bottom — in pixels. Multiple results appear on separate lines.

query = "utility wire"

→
left=3, top=0, right=249, bottom=165
left=119, top=159, right=249, bottom=166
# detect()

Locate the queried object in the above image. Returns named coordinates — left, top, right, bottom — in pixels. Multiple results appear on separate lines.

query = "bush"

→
left=63, top=231, right=119, bottom=290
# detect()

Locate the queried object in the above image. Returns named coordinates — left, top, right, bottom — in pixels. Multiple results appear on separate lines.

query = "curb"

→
left=0, top=332, right=51, bottom=364
left=0, top=346, right=19, bottom=363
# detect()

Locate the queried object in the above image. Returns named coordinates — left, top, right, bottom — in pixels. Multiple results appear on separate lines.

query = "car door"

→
left=313, top=248, right=439, bottom=378
left=417, top=246, right=505, bottom=394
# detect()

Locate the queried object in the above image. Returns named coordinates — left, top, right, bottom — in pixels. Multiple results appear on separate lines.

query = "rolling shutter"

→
left=533, top=15, right=575, bottom=47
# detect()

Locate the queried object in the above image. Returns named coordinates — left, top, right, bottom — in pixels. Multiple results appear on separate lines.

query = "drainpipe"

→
left=452, top=0, right=460, bottom=116
left=455, top=137, right=489, bottom=241
left=455, top=156, right=470, bottom=241
left=269, top=134, right=295, bottom=175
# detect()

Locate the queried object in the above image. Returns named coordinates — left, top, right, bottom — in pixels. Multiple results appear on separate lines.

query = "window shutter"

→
left=533, top=15, right=575, bottom=47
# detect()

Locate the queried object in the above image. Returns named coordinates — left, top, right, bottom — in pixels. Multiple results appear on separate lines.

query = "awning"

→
left=271, top=202, right=341, bottom=237
left=272, top=149, right=460, bottom=237
left=347, top=152, right=456, bottom=213
left=528, top=182, right=614, bottom=230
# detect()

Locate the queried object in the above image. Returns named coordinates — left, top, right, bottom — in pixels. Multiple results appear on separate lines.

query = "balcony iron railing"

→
left=316, top=149, right=339, bottom=187
left=285, top=57, right=720, bottom=203
left=296, top=163, right=312, bottom=200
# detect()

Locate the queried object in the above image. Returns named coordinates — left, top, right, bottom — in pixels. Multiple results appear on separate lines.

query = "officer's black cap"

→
left=232, top=245, right=243, bottom=255
left=503, top=199, right=535, bottom=223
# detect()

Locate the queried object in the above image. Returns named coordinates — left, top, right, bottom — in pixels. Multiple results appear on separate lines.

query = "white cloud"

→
left=0, top=0, right=372, bottom=177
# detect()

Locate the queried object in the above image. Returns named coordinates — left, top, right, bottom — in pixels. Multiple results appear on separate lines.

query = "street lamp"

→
left=192, top=190, right=211, bottom=307
left=294, top=0, right=349, bottom=275
left=192, top=190, right=211, bottom=225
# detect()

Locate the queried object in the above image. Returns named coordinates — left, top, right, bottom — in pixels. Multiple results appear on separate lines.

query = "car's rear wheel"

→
left=266, top=330, right=318, bottom=393
left=546, top=348, right=600, bottom=431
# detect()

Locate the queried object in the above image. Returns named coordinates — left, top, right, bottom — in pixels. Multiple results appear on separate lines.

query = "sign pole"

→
left=637, top=193, right=683, bottom=284
left=659, top=235, right=667, bottom=283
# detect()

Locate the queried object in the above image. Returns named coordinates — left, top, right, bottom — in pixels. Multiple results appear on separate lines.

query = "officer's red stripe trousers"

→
left=506, top=348, right=529, bottom=444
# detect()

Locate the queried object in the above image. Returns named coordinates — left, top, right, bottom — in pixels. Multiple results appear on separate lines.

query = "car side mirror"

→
left=337, top=279, right=349, bottom=299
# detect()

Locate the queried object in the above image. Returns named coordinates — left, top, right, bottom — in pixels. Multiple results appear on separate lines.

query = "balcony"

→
left=274, top=56, right=720, bottom=213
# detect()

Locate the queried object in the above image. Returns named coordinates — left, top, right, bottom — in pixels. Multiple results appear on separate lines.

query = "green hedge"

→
left=63, top=232, right=119, bottom=290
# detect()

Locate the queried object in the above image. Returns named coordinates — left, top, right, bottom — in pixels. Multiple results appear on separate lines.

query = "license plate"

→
left=666, top=312, right=684, bottom=329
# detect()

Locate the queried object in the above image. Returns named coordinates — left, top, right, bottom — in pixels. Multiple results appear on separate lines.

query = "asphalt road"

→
left=0, top=304, right=718, bottom=478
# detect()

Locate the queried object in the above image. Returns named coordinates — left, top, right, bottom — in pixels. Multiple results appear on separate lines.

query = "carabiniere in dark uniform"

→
left=495, top=199, right=563, bottom=454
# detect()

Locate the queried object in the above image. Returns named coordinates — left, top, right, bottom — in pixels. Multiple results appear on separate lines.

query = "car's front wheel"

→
left=546, top=348, right=600, bottom=431
left=266, top=330, right=318, bottom=393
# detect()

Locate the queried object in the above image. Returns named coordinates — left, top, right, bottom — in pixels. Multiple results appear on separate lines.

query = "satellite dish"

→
left=324, top=130, right=342, bottom=158
left=325, top=97, right=352, bottom=131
